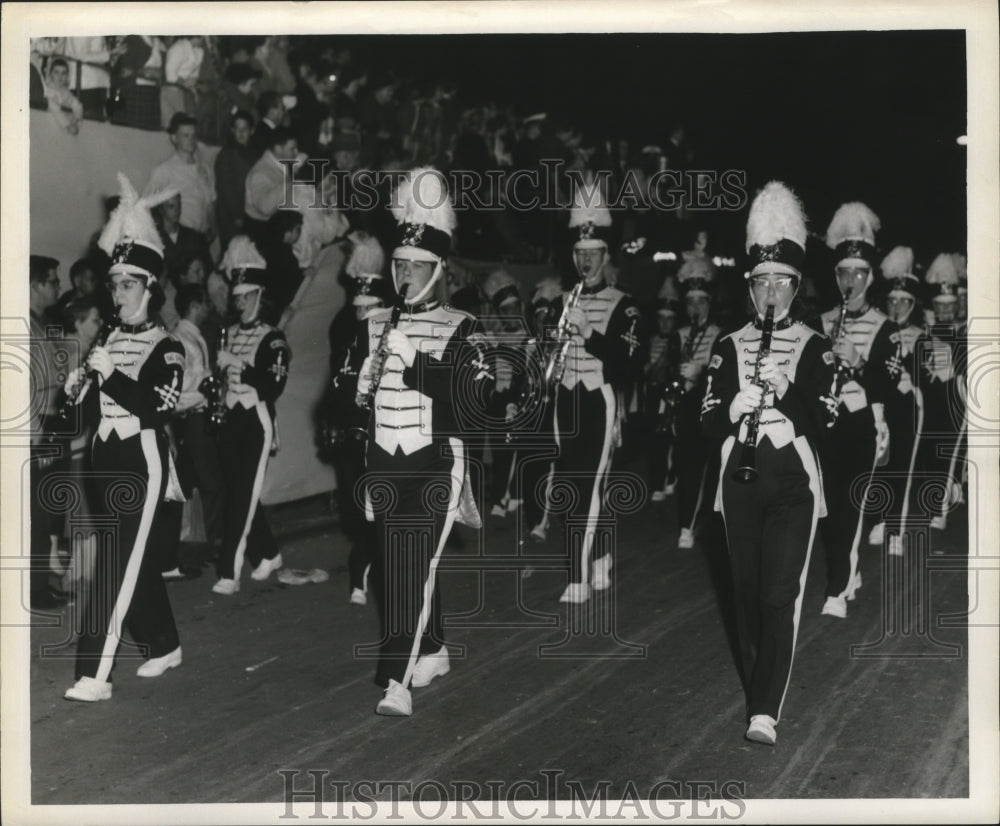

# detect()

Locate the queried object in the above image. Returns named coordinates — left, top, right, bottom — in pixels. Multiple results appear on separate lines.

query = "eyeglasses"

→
left=749, top=276, right=795, bottom=292
left=835, top=267, right=870, bottom=280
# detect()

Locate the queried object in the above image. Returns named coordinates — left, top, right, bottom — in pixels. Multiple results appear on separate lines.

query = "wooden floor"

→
left=28, top=483, right=971, bottom=805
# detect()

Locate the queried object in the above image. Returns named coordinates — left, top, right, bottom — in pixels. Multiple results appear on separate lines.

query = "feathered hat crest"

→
left=924, top=252, right=961, bottom=304
left=677, top=256, right=717, bottom=297
left=391, top=167, right=456, bottom=263
left=825, top=201, right=881, bottom=269
left=220, top=235, right=268, bottom=293
left=569, top=177, right=613, bottom=250
left=744, top=181, right=808, bottom=278
left=98, top=172, right=176, bottom=283
left=346, top=232, right=387, bottom=307
left=880, top=246, right=919, bottom=299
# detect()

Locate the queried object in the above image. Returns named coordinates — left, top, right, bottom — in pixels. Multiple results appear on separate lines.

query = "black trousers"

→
left=331, top=432, right=378, bottom=593
left=365, top=440, right=461, bottom=689
left=75, top=430, right=180, bottom=681
left=918, top=380, right=965, bottom=521
left=721, top=437, right=817, bottom=720
left=174, top=412, right=224, bottom=545
left=217, top=404, right=278, bottom=580
left=818, top=408, right=876, bottom=599
left=552, top=382, right=616, bottom=584
left=674, top=401, right=711, bottom=531
left=875, top=392, right=922, bottom=535
left=30, top=417, right=71, bottom=596
left=153, top=499, right=184, bottom=573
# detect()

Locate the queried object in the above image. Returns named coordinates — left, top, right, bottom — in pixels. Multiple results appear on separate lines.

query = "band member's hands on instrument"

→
left=678, top=360, right=702, bottom=382
left=63, top=367, right=84, bottom=398
left=757, top=354, right=790, bottom=398
left=564, top=306, right=593, bottom=340
left=87, top=346, right=114, bottom=381
left=832, top=336, right=861, bottom=368
left=729, top=383, right=764, bottom=422
left=386, top=329, right=417, bottom=368
left=216, top=350, right=242, bottom=370
left=356, top=355, right=375, bottom=401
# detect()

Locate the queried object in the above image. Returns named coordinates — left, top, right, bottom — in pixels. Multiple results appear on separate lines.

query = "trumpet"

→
left=542, top=280, right=584, bottom=402
left=201, top=324, right=230, bottom=434
left=731, top=303, right=775, bottom=484
left=357, top=283, right=409, bottom=414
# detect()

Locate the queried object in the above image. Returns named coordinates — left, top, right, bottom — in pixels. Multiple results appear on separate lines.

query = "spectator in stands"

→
left=251, top=91, right=286, bottom=158
left=43, top=58, right=84, bottom=135
left=195, top=35, right=224, bottom=145
left=358, top=71, right=399, bottom=166
left=264, top=35, right=297, bottom=96
left=256, top=210, right=305, bottom=324
left=244, top=127, right=301, bottom=237
left=62, top=37, right=122, bottom=120
left=247, top=36, right=277, bottom=95
left=155, top=192, right=213, bottom=286
left=161, top=35, right=205, bottom=128
left=51, top=258, right=99, bottom=323
left=334, top=66, right=367, bottom=121
left=290, top=57, right=330, bottom=156
left=146, top=113, right=217, bottom=243
left=219, top=62, right=262, bottom=126
left=214, top=109, right=257, bottom=248
left=108, top=35, right=165, bottom=131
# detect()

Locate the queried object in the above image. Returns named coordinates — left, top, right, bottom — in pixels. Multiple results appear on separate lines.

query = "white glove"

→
left=757, top=355, right=789, bottom=398
left=897, top=370, right=914, bottom=395
left=729, top=384, right=763, bottom=423
left=679, top=361, right=702, bottom=381
left=217, top=351, right=242, bottom=369
left=564, top=306, right=592, bottom=339
left=87, top=346, right=114, bottom=381
left=63, top=367, right=84, bottom=397
left=387, top=329, right=417, bottom=368
left=356, top=355, right=374, bottom=402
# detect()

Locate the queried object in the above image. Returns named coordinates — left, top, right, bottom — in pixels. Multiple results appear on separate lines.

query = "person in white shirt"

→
left=146, top=113, right=217, bottom=242
left=243, top=127, right=303, bottom=237
left=44, top=58, right=84, bottom=135
left=62, top=36, right=122, bottom=119
left=161, top=36, right=205, bottom=127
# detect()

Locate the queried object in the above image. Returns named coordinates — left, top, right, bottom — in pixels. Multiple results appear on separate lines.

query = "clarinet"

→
left=832, top=285, right=854, bottom=393
left=656, top=319, right=699, bottom=434
left=357, top=283, right=409, bottom=414
left=731, top=303, right=775, bottom=484
left=56, top=320, right=118, bottom=425
left=203, top=324, right=230, bottom=434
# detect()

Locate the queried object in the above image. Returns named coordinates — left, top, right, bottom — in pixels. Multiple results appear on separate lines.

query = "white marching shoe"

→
left=559, top=582, right=591, bottom=604
left=821, top=596, right=847, bottom=619
left=846, top=571, right=862, bottom=601
left=137, top=646, right=182, bottom=678
left=650, top=490, right=666, bottom=503
left=64, top=676, right=112, bottom=702
left=251, top=553, right=284, bottom=581
left=529, top=523, right=547, bottom=543
left=591, top=554, right=613, bottom=591
left=678, top=528, right=695, bottom=549
left=888, top=535, right=904, bottom=557
left=411, top=645, right=450, bottom=688
left=745, top=714, right=777, bottom=745
left=375, top=679, right=412, bottom=717
left=930, top=515, right=947, bottom=531
left=868, top=522, right=885, bottom=546
left=212, top=578, right=240, bottom=596
left=490, top=504, right=507, bottom=518
left=349, top=588, right=368, bottom=605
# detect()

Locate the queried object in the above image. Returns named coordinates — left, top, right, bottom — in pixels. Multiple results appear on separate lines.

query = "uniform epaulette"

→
left=441, top=303, right=478, bottom=322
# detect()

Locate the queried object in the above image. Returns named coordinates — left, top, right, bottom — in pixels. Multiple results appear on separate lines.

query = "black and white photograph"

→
left=2, top=1, right=997, bottom=823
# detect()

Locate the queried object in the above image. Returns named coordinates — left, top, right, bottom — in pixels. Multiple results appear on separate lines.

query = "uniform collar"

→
left=753, top=315, right=794, bottom=331
left=581, top=280, right=606, bottom=295
left=118, top=319, right=158, bottom=334
left=403, top=299, right=441, bottom=315
left=239, top=319, right=263, bottom=331
left=844, top=304, right=870, bottom=320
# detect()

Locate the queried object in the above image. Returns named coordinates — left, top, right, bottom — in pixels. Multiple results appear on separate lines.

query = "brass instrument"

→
left=202, top=324, right=230, bottom=434
left=655, top=319, right=699, bottom=434
left=56, top=321, right=118, bottom=425
left=731, top=303, right=775, bottom=484
left=356, top=283, right=409, bottom=415
left=542, top=280, right=584, bottom=403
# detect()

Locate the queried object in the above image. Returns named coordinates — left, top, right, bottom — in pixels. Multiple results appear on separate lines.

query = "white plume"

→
left=880, top=246, right=914, bottom=280
left=951, top=252, right=967, bottom=281
left=569, top=178, right=612, bottom=228
left=925, top=252, right=959, bottom=285
left=346, top=233, right=385, bottom=278
left=677, top=256, right=717, bottom=284
left=220, top=235, right=266, bottom=273
left=391, top=167, right=456, bottom=234
left=745, top=181, right=808, bottom=252
left=825, top=201, right=881, bottom=248
left=98, top=172, right=175, bottom=255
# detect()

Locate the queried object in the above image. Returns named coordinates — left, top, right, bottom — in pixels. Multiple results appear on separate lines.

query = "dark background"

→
left=307, top=30, right=967, bottom=259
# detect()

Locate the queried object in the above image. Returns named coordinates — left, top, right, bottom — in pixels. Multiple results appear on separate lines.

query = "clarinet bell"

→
left=731, top=445, right=758, bottom=484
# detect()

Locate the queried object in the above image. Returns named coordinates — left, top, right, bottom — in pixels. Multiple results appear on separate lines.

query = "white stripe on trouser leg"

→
left=96, top=430, right=162, bottom=684
left=686, top=464, right=709, bottom=533
left=540, top=396, right=561, bottom=532
left=362, top=563, right=370, bottom=594
left=839, top=443, right=879, bottom=600
left=900, top=394, right=924, bottom=535
left=940, top=410, right=967, bottom=520
left=777, top=438, right=821, bottom=722
left=400, top=438, right=464, bottom=691
left=580, top=385, right=615, bottom=584
left=233, top=403, right=273, bottom=581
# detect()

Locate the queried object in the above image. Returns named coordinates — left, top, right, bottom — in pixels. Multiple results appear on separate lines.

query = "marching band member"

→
left=540, top=180, right=645, bottom=604
left=917, top=253, right=967, bottom=531
left=211, top=236, right=292, bottom=595
left=701, top=181, right=835, bottom=745
left=868, top=246, right=925, bottom=556
left=341, top=167, right=492, bottom=717
left=813, top=201, right=898, bottom=619
left=328, top=233, right=388, bottom=606
left=645, top=300, right=679, bottom=502
left=63, top=175, right=184, bottom=702
left=671, top=258, right=723, bottom=549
